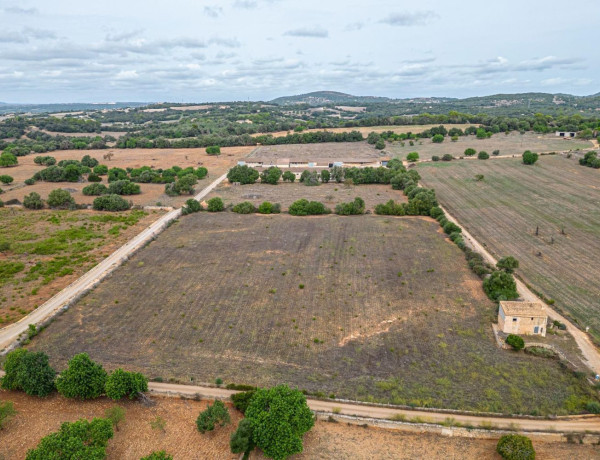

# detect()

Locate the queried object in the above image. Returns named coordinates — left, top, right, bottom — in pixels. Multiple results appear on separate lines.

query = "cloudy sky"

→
left=0, top=0, right=598, bottom=103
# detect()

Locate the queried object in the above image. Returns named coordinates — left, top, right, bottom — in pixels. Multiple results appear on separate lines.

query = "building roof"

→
left=499, top=301, right=547, bottom=317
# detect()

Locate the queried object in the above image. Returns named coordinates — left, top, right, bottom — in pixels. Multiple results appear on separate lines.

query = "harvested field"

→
left=418, top=155, right=600, bottom=342
left=0, top=208, right=163, bottom=326
left=29, top=214, right=595, bottom=414
left=247, top=142, right=381, bottom=162
left=386, top=132, right=593, bottom=161
left=205, top=182, right=407, bottom=212
left=3, top=391, right=599, bottom=460
left=0, top=146, right=252, bottom=207
left=254, top=124, right=475, bottom=139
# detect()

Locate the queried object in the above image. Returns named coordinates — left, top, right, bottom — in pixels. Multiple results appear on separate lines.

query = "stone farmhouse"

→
left=498, top=301, right=548, bottom=337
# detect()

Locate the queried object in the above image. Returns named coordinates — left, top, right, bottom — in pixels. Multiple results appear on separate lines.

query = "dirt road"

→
left=148, top=381, right=600, bottom=433
left=0, top=173, right=228, bottom=354
left=438, top=203, right=600, bottom=375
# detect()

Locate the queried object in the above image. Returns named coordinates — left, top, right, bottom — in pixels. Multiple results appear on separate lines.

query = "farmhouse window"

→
left=513, top=318, right=517, bottom=322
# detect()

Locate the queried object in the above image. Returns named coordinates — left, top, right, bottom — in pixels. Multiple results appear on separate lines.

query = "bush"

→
left=23, top=192, right=44, bottom=210
left=230, top=418, right=255, bottom=458
left=506, top=334, right=525, bottom=351
left=321, top=169, right=331, bottom=183
left=108, top=180, right=141, bottom=195
left=108, top=167, right=128, bottom=182
left=375, top=139, right=386, bottom=149
left=56, top=353, right=107, bottom=399
left=406, top=152, right=419, bottom=162
left=260, top=166, right=282, bottom=185
left=233, top=201, right=256, bottom=214
left=83, top=183, right=108, bottom=196
left=47, top=189, right=75, bottom=208
left=0, top=152, right=18, bottom=167
left=375, top=200, right=406, bottom=216
left=88, top=173, right=102, bottom=182
left=231, top=390, right=256, bottom=414
left=182, top=198, right=202, bottom=215
left=0, top=349, right=56, bottom=397
left=441, top=154, right=453, bottom=161
left=464, top=148, right=476, bottom=156
left=496, top=434, right=535, bottom=460
left=289, top=199, right=330, bottom=216
left=443, top=221, right=461, bottom=235
left=522, top=150, right=539, bottom=165
left=166, top=174, right=197, bottom=196
left=335, top=197, right=365, bottom=215
left=105, top=369, right=148, bottom=400
left=25, top=418, right=113, bottom=460
left=105, top=405, right=126, bottom=431
left=483, top=270, right=518, bottom=301
left=430, top=206, right=444, bottom=219
left=579, top=151, right=600, bottom=168
left=497, top=256, right=519, bottom=273
left=431, top=155, right=440, bottom=162
left=141, top=452, right=173, bottom=460
left=34, top=156, right=56, bottom=166
left=432, top=134, right=444, bottom=143
left=0, top=401, right=16, bottom=430
left=585, top=401, right=600, bottom=414
left=206, top=146, right=221, bottom=155
left=300, top=170, right=320, bottom=186
left=0, top=175, right=13, bottom=184
left=257, top=201, right=281, bottom=214
left=227, top=165, right=259, bottom=184
left=478, top=151, right=490, bottom=160
left=492, top=149, right=500, bottom=156
left=81, top=155, right=99, bottom=168
left=475, top=174, right=484, bottom=181
left=24, top=178, right=36, bottom=186
left=93, top=194, right=131, bottom=211
left=196, top=400, right=230, bottom=433
left=195, top=167, right=208, bottom=179
left=0, top=199, right=3, bottom=208
left=245, top=385, right=314, bottom=460
left=282, top=171, right=295, bottom=182
left=94, top=164, right=109, bottom=175
left=207, top=197, right=224, bottom=212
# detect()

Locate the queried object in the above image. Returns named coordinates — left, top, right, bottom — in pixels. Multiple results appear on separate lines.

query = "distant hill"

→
left=0, top=102, right=150, bottom=115
left=270, top=91, right=390, bottom=105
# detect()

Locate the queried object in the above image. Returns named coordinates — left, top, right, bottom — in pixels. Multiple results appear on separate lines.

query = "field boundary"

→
left=0, top=173, right=228, bottom=355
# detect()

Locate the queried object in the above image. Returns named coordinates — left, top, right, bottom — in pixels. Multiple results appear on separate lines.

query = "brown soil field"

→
left=28, top=214, right=595, bottom=415
left=386, top=132, right=593, bottom=161
left=205, top=182, right=407, bottom=212
left=0, top=208, right=163, bottom=326
left=418, top=155, right=600, bottom=342
left=254, top=124, right=476, bottom=138
left=2, top=391, right=599, bottom=460
left=0, top=146, right=253, bottom=207
left=247, top=142, right=382, bottom=161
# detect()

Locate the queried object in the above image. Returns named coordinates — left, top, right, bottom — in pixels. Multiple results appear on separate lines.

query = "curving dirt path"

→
left=0, top=173, right=228, bottom=354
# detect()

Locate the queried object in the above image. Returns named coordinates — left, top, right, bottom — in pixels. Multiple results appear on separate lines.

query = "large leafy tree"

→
left=260, top=167, right=282, bottom=185
left=227, top=165, right=259, bottom=184
left=483, top=270, right=518, bottom=301
left=56, top=353, right=107, bottom=399
left=245, top=385, right=314, bottom=460
left=0, top=349, right=56, bottom=397
left=105, top=369, right=148, bottom=400
left=26, top=418, right=113, bottom=460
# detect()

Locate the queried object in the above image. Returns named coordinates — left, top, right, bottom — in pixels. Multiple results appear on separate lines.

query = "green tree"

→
left=83, top=183, right=108, bottom=196
left=47, top=189, right=75, bottom=208
left=260, top=167, right=282, bottom=185
left=23, top=192, right=44, bottom=210
left=522, top=150, right=539, bottom=165
left=497, top=256, right=519, bottom=273
left=330, top=166, right=344, bottom=183
left=375, top=139, right=385, bottom=150
left=476, top=128, right=488, bottom=139
left=196, top=400, right=231, bottom=434
left=0, top=401, right=16, bottom=430
left=26, top=418, right=113, bottom=460
left=431, top=134, right=444, bottom=143
left=105, top=406, right=126, bottom=431
left=56, top=353, right=107, bottom=399
left=230, top=418, right=255, bottom=459
left=231, top=390, right=256, bottom=414
left=406, top=152, right=419, bottom=162
left=105, top=369, right=148, bottom=400
left=335, top=197, right=365, bottom=215
left=207, top=197, right=224, bottom=212
left=0, top=175, right=13, bottom=184
left=63, top=164, right=82, bottom=182
left=1, top=349, right=55, bottom=397
left=227, top=165, right=259, bottom=184
left=232, top=202, right=256, bottom=214
left=483, top=271, right=518, bottom=301
left=141, top=452, right=173, bottom=460
left=464, top=148, right=476, bottom=156
left=0, top=152, right=18, bottom=167
left=206, top=146, right=221, bottom=155
left=320, top=169, right=331, bottom=183
left=257, top=201, right=281, bottom=214
left=478, top=151, right=489, bottom=160
left=496, top=434, right=535, bottom=460
left=94, top=165, right=109, bottom=175
left=506, top=334, right=525, bottom=351
left=245, top=384, right=314, bottom=460
left=81, top=155, right=99, bottom=168
left=182, top=198, right=202, bottom=214
left=108, top=180, right=141, bottom=195
left=282, top=171, right=295, bottom=182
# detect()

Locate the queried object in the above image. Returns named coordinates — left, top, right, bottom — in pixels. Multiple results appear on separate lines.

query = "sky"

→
left=0, top=0, right=598, bottom=103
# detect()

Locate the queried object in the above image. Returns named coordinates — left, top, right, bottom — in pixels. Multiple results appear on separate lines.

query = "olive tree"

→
left=56, top=353, right=107, bottom=399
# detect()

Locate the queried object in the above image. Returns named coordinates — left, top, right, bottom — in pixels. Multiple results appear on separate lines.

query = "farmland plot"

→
left=29, top=214, right=595, bottom=414
left=418, top=155, right=600, bottom=342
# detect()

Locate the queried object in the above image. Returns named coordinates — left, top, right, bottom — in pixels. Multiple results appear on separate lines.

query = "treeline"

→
left=0, top=133, right=114, bottom=156
left=29, top=116, right=101, bottom=133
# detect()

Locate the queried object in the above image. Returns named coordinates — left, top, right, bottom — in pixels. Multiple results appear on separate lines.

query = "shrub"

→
left=166, top=174, right=197, bottom=196
left=335, top=197, right=365, bottom=215
left=207, top=197, right=224, bottom=212
left=330, top=165, right=344, bottom=183
left=0, top=152, right=18, bottom=167
left=56, top=353, right=107, bottom=399
left=34, top=156, right=56, bottom=166
left=406, top=152, right=419, bottom=162
left=37, top=165, right=66, bottom=182
left=579, top=151, right=600, bottom=168
left=141, top=452, right=173, bottom=460
left=206, top=146, right=221, bottom=155
left=231, top=390, right=256, bottom=414
left=94, top=164, right=109, bottom=175
left=431, top=155, right=440, bottom=162
left=81, top=155, right=99, bottom=168
left=478, top=151, right=490, bottom=160
left=24, top=178, right=35, bottom=185
left=441, top=154, right=453, bottom=161
left=375, top=139, right=386, bottom=150
left=375, top=200, right=405, bottom=216
left=260, top=166, right=282, bottom=185
left=506, top=334, right=525, bottom=351
left=25, top=418, right=113, bottom=460
left=108, top=167, right=128, bottom=182
left=196, top=400, right=230, bottom=433
left=282, top=171, right=295, bottom=182
left=432, top=134, right=444, bottom=143
left=233, top=201, right=256, bottom=214
left=105, top=369, right=148, bottom=400
left=497, top=256, right=519, bottom=273
left=227, top=165, right=259, bottom=184
left=443, top=221, right=461, bottom=235
left=522, top=150, right=539, bottom=165
left=23, top=192, right=44, bottom=210
left=182, top=198, right=202, bottom=215
left=108, top=180, right=141, bottom=195
left=230, top=418, right=255, bottom=458
left=451, top=135, right=458, bottom=142
left=475, top=174, right=484, bottom=181
left=289, top=199, right=329, bottom=216
left=195, top=167, right=208, bottom=179
left=93, top=194, right=131, bottom=211
left=0, top=349, right=56, bottom=397
left=430, top=206, right=444, bottom=219
left=492, top=149, right=500, bottom=156
left=585, top=401, right=600, bottom=414
left=0, top=401, right=16, bottom=430
left=483, top=271, right=518, bottom=301
left=0, top=199, right=3, bottom=208
left=88, top=173, right=102, bottom=182
left=47, top=189, right=75, bottom=208
left=0, top=175, right=13, bottom=184
left=105, top=406, right=126, bottom=431
left=257, top=201, right=281, bottom=214
left=300, top=170, right=320, bottom=186
left=321, top=169, right=331, bottom=183
left=245, top=384, right=314, bottom=460
left=83, top=183, right=108, bottom=196
left=496, top=434, right=535, bottom=460
left=464, top=148, right=476, bottom=156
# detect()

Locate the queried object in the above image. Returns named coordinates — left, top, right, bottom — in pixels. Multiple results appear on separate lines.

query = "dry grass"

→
left=247, top=142, right=382, bottom=162
left=28, top=214, right=595, bottom=414
left=418, top=155, right=600, bottom=342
